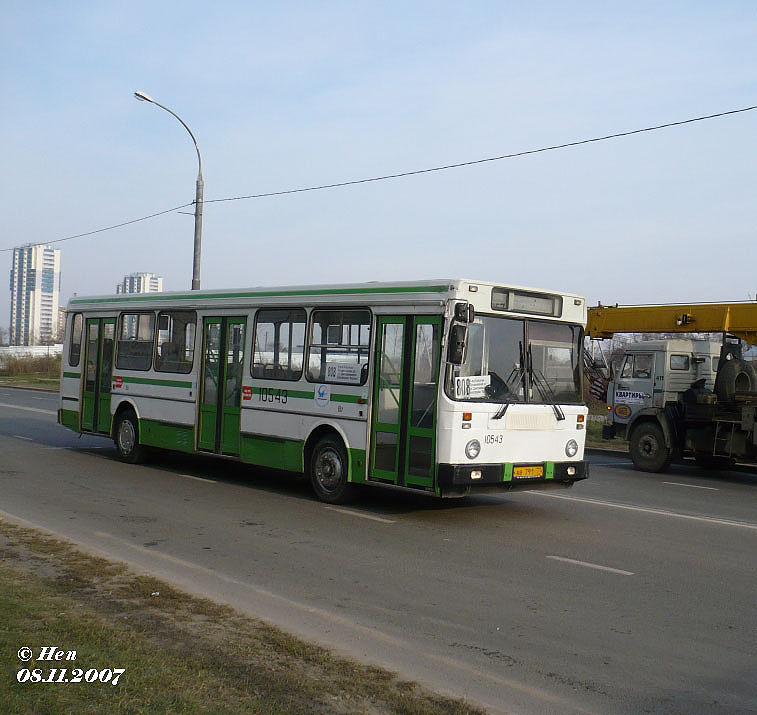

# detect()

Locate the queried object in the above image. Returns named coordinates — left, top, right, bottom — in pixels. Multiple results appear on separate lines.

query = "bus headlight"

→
left=565, top=439, right=579, bottom=458
left=465, top=439, right=481, bottom=459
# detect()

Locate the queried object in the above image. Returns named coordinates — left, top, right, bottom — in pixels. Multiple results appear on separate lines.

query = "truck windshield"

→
left=445, top=315, right=583, bottom=404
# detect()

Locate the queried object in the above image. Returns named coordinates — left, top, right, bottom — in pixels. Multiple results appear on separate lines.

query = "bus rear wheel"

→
left=114, top=410, right=145, bottom=464
left=629, top=422, right=671, bottom=473
left=309, top=436, right=355, bottom=504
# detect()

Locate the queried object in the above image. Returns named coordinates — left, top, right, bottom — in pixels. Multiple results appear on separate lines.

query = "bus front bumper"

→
left=437, top=460, right=588, bottom=496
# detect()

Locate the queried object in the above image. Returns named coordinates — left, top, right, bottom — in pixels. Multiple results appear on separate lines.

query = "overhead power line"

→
left=205, top=104, right=757, bottom=205
left=0, top=202, right=194, bottom=252
left=2, top=103, right=755, bottom=253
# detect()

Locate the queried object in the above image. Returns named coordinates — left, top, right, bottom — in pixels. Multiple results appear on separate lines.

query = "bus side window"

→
left=252, top=308, right=306, bottom=381
left=116, top=312, right=155, bottom=371
left=155, top=311, right=196, bottom=373
left=68, top=313, right=83, bottom=367
left=307, top=309, right=371, bottom=385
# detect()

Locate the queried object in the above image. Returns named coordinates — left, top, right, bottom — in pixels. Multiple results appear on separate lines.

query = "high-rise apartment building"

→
left=57, top=306, right=67, bottom=343
left=9, top=244, right=61, bottom=345
left=116, top=272, right=164, bottom=295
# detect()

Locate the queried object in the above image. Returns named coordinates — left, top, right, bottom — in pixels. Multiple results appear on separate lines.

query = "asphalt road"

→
left=1, top=387, right=755, bottom=714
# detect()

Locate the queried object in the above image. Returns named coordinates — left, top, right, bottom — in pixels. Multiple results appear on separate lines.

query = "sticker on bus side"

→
left=326, top=363, right=362, bottom=384
left=315, top=384, right=331, bottom=407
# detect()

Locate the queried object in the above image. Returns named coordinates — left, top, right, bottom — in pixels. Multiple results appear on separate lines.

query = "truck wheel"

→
left=715, top=359, right=757, bottom=401
left=629, top=422, right=671, bottom=473
left=114, top=410, right=145, bottom=464
left=309, top=436, right=355, bottom=504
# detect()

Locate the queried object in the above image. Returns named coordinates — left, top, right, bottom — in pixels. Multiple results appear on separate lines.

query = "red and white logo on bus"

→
left=242, top=386, right=253, bottom=401
left=114, top=376, right=123, bottom=388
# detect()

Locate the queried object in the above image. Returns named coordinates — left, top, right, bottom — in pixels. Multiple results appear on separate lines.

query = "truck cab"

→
left=608, top=339, right=720, bottom=436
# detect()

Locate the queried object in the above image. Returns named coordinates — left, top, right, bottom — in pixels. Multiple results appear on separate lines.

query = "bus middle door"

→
left=198, top=316, right=246, bottom=456
left=81, top=317, right=115, bottom=434
left=369, top=315, right=441, bottom=489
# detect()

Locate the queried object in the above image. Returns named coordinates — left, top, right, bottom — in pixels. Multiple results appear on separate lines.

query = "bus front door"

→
left=369, top=316, right=441, bottom=489
left=81, top=317, right=115, bottom=434
left=198, top=316, right=246, bottom=456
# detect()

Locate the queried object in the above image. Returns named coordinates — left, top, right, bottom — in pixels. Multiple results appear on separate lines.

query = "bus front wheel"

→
left=114, top=410, right=145, bottom=464
left=309, top=436, right=355, bottom=504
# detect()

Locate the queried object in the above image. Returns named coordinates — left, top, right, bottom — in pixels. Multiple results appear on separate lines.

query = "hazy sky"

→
left=1, top=1, right=755, bottom=330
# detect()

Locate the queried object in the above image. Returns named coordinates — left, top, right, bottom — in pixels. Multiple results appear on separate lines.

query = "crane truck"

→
left=586, top=302, right=757, bottom=472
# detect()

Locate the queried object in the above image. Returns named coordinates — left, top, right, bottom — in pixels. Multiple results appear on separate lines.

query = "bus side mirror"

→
left=447, top=324, right=468, bottom=365
left=454, top=302, right=474, bottom=323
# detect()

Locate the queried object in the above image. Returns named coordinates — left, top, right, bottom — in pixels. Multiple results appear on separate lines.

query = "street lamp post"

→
left=134, top=90, right=203, bottom=290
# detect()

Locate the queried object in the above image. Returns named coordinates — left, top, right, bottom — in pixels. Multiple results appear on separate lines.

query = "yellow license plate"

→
left=513, top=465, right=544, bottom=479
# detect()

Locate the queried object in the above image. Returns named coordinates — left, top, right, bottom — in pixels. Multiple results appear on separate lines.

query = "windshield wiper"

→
left=487, top=370, right=511, bottom=419
left=492, top=347, right=527, bottom=420
left=492, top=402, right=509, bottom=420
left=527, top=344, right=565, bottom=421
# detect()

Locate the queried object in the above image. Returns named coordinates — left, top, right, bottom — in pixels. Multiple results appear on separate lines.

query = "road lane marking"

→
left=13, top=435, right=33, bottom=441
left=546, top=555, right=634, bottom=576
left=527, top=491, right=757, bottom=530
left=0, top=402, right=57, bottom=416
left=180, top=474, right=216, bottom=483
left=324, top=506, right=396, bottom=524
left=662, top=481, right=719, bottom=491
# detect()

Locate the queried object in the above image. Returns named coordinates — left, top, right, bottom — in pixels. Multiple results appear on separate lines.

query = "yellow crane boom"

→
left=586, top=302, right=757, bottom=346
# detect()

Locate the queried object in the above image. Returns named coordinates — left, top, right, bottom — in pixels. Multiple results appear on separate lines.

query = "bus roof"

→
left=68, top=278, right=585, bottom=310
left=66, top=278, right=586, bottom=325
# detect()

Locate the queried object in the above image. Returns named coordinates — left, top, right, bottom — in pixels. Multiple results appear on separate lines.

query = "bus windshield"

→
left=445, top=315, right=583, bottom=404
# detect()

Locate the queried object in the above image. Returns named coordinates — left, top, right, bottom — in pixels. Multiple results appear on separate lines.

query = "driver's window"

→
left=633, top=354, right=653, bottom=379
left=459, top=323, right=485, bottom=377
left=620, top=355, right=634, bottom=379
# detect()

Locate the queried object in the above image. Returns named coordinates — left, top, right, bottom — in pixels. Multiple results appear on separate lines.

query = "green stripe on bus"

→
left=348, top=448, right=367, bottom=483
left=118, top=375, right=193, bottom=388
left=140, top=419, right=195, bottom=452
left=250, top=386, right=314, bottom=400
left=60, top=409, right=79, bottom=431
left=70, top=284, right=450, bottom=305
left=63, top=372, right=80, bottom=379
left=332, top=393, right=363, bottom=403
left=249, top=386, right=363, bottom=403
left=504, top=463, right=513, bottom=481
left=240, top=434, right=304, bottom=472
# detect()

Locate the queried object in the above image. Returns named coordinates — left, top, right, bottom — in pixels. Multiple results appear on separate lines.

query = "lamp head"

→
left=134, top=90, right=154, bottom=103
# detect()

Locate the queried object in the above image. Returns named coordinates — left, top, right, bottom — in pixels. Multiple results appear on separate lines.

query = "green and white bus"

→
left=58, top=279, right=589, bottom=502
